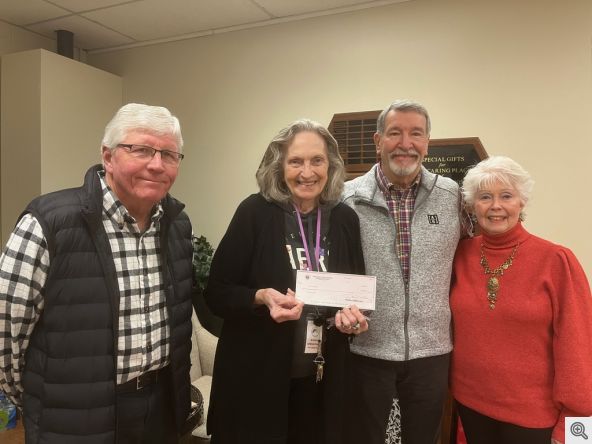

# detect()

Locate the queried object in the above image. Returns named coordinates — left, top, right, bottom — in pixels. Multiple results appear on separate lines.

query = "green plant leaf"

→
left=192, top=235, right=214, bottom=294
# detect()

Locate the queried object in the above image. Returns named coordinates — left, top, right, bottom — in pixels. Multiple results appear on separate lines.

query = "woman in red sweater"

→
left=450, top=156, right=592, bottom=444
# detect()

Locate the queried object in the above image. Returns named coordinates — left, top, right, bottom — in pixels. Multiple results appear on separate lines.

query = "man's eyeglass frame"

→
left=116, top=144, right=185, bottom=164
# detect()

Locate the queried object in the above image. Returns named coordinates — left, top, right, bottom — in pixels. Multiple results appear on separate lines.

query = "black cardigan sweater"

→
left=205, top=193, right=365, bottom=444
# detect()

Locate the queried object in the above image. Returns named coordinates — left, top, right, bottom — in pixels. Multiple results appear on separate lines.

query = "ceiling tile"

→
left=0, top=0, right=414, bottom=52
left=255, top=0, right=410, bottom=17
left=49, top=0, right=140, bottom=13
left=0, top=0, right=69, bottom=25
left=82, top=0, right=271, bottom=41
left=26, top=15, right=134, bottom=50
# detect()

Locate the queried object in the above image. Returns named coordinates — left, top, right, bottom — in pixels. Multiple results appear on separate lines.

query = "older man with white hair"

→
left=0, top=103, right=195, bottom=443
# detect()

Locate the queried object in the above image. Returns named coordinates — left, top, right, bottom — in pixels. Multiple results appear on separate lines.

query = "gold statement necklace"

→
left=479, top=243, right=519, bottom=309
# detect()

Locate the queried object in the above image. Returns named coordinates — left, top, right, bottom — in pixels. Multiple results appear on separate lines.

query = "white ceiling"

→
left=0, top=0, right=411, bottom=54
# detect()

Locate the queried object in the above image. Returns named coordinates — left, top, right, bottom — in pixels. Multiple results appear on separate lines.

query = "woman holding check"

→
left=205, top=119, right=367, bottom=444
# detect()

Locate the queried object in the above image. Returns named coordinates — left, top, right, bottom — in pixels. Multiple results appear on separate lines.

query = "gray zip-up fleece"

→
left=342, top=164, right=461, bottom=361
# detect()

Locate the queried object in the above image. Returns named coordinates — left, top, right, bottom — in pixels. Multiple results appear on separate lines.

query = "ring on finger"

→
left=352, top=321, right=361, bottom=330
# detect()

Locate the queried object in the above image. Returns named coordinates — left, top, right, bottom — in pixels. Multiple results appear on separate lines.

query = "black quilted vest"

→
left=20, top=165, right=193, bottom=444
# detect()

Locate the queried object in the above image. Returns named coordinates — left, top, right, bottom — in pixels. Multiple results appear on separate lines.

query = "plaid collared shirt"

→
left=376, top=164, right=421, bottom=284
left=0, top=172, right=169, bottom=406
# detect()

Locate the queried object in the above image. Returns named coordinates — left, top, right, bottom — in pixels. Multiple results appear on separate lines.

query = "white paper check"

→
left=295, top=270, right=376, bottom=310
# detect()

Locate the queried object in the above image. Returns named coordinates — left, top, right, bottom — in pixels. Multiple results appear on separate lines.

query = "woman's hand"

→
left=255, top=288, right=304, bottom=323
left=335, top=305, right=368, bottom=335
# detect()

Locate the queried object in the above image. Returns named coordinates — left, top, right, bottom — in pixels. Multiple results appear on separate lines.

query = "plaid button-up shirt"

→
left=0, top=172, right=169, bottom=406
left=376, top=164, right=421, bottom=284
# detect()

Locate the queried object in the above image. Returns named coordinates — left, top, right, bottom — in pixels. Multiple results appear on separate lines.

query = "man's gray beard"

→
left=388, top=158, right=420, bottom=178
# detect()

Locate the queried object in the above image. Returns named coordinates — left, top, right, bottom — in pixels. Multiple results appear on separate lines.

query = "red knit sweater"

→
left=450, top=223, right=592, bottom=442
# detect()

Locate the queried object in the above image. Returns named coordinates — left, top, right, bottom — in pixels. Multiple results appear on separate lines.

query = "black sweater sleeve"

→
left=204, top=195, right=263, bottom=319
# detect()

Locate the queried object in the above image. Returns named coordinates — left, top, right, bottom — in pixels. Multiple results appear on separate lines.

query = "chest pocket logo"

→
left=427, top=214, right=439, bottom=224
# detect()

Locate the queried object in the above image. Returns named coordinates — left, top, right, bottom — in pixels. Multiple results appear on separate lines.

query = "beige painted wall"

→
left=40, top=50, right=122, bottom=193
left=0, top=23, right=55, bottom=241
left=0, top=21, right=54, bottom=55
left=0, top=51, right=41, bottom=243
left=81, top=0, right=590, bottom=278
left=1, top=49, right=122, bottom=244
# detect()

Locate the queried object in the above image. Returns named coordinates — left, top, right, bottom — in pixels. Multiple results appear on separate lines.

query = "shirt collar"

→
left=97, top=170, right=164, bottom=228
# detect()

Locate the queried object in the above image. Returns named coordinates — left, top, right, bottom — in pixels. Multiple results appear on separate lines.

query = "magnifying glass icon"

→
left=571, top=422, right=589, bottom=439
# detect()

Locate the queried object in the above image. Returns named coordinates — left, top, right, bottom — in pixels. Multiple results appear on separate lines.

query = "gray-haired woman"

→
left=450, top=156, right=592, bottom=444
left=205, top=119, right=367, bottom=444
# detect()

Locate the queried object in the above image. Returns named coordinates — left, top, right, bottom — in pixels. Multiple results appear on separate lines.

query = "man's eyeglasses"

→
left=116, top=144, right=184, bottom=166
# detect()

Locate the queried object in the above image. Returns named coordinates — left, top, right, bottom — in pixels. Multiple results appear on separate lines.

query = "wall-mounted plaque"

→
left=424, top=137, right=488, bottom=186
left=328, top=110, right=381, bottom=178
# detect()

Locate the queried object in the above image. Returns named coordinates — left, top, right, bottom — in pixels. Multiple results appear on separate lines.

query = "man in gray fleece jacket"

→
left=342, top=100, right=461, bottom=444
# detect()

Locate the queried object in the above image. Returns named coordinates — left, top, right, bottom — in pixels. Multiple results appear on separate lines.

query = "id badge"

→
left=304, top=315, right=323, bottom=354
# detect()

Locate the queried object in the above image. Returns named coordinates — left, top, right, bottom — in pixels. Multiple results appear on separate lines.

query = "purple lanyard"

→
left=293, top=204, right=321, bottom=272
